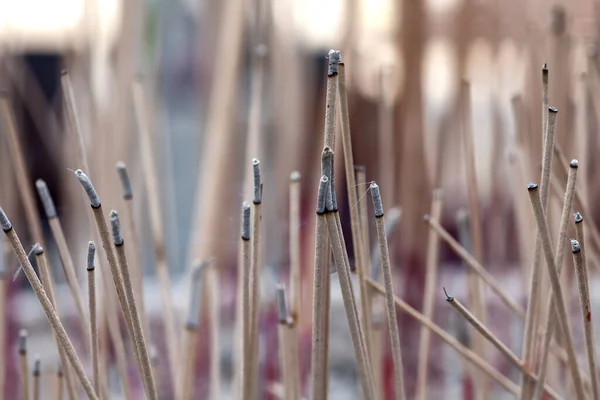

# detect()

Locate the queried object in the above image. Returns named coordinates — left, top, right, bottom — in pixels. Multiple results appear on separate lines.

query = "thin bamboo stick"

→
left=86, top=242, right=100, bottom=395
left=53, top=365, right=63, bottom=400
left=207, top=261, right=221, bottom=400
left=288, top=171, right=301, bottom=400
left=19, top=330, right=30, bottom=400
left=60, top=71, right=89, bottom=172
left=276, top=284, right=296, bottom=400
left=32, top=355, right=40, bottom=400
left=241, top=202, right=253, bottom=398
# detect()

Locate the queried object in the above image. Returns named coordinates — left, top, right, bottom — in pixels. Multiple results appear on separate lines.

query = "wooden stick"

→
left=276, top=284, right=297, bottom=400
left=86, top=242, right=100, bottom=395
left=0, top=209, right=98, bottom=400
left=366, top=279, right=520, bottom=395
left=110, top=211, right=158, bottom=400
left=370, top=183, right=406, bottom=400
left=416, top=189, right=442, bottom=400
left=532, top=159, right=578, bottom=400
left=60, top=71, right=89, bottom=172
left=132, top=81, right=179, bottom=387
left=207, top=260, right=221, bottom=400
left=571, top=239, right=599, bottom=399
left=53, top=365, right=63, bottom=400
left=324, top=50, right=340, bottom=149
left=520, top=106, right=558, bottom=400
left=443, top=290, right=561, bottom=400
left=288, top=171, right=301, bottom=400
left=310, top=177, right=330, bottom=400
left=36, top=179, right=90, bottom=346
left=33, top=355, right=40, bottom=400
left=527, top=183, right=585, bottom=399
left=240, top=202, right=253, bottom=398
left=19, top=330, right=30, bottom=400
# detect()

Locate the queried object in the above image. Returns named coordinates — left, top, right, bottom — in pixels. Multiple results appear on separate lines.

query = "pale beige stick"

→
left=370, top=183, right=406, bottom=400
left=86, top=242, right=100, bottom=395
left=207, top=261, right=221, bottom=400
left=19, top=330, right=30, bottom=400
left=240, top=203, right=253, bottom=398
left=132, top=81, right=179, bottom=386
left=110, top=211, right=158, bottom=400
left=32, top=355, right=40, bottom=400
left=249, top=159, right=263, bottom=400
left=527, top=183, right=585, bottom=399
left=323, top=50, right=340, bottom=149
left=571, top=239, right=599, bottom=399
left=338, top=55, right=372, bottom=367
left=0, top=95, right=44, bottom=244
left=416, top=189, right=443, bottom=400
left=36, top=180, right=90, bottom=347
left=276, top=284, right=297, bottom=400
left=54, top=365, right=64, bottom=400
left=460, top=82, right=487, bottom=399
left=309, top=177, right=330, bottom=400
left=443, top=290, right=562, bottom=400
left=180, top=261, right=206, bottom=400
left=33, top=246, right=77, bottom=400
left=0, top=210, right=98, bottom=400
left=60, top=71, right=90, bottom=172
left=150, top=346, right=160, bottom=397
left=532, top=159, right=578, bottom=400
left=367, top=279, right=520, bottom=395
left=520, top=106, right=558, bottom=400
left=288, top=171, right=301, bottom=400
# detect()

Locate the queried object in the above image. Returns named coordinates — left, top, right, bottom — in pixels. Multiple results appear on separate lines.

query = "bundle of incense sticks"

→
left=1, top=16, right=600, bottom=400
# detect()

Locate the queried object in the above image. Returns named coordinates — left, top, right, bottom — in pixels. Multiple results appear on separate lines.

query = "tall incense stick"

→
left=86, top=242, right=100, bottom=394
left=53, top=364, right=63, bottom=400
left=33, top=355, right=40, bottom=400
left=288, top=171, right=301, bottom=400
left=241, top=202, right=253, bottom=398
left=276, top=284, right=297, bottom=400
left=19, top=330, right=30, bottom=400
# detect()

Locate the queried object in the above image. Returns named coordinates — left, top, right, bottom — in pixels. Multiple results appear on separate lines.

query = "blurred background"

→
left=1, top=0, right=600, bottom=398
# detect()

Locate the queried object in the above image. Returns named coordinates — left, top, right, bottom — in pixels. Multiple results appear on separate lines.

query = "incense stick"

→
left=241, top=202, right=253, bottom=399
left=443, top=289, right=561, bottom=400
left=33, top=355, right=40, bottom=400
left=532, top=159, right=578, bottom=400
left=207, top=260, right=221, bottom=400
left=19, top=330, right=30, bottom=400
left=36, top=179, right=90, bottom=345
left=110, top=211, right=157, bottom=400
left=0, top=208, right=98, bottom=399
left=276, top=284, right=296, bottom=400
left=60, top=71, right=89, bottom=172
left=53, top=365, right=63, bottom=400
left=366, top=278, right=519, bottom=395
left=288, top=171, right=301, bottom=400
left=571, top=239, right=599, bottom=399
left=324, top=50, right=340, bottom=149
left=86, top=242, right=100, bottom=394
left=416, top=189, right=442, bottom=400
left=527, top=183, right=585, bottom=399
left=370, top=183, right=406, bottom=400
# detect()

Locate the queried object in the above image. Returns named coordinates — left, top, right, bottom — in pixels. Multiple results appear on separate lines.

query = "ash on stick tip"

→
left=543, top=63, right=548, bottom=72
left=433, top=188, right=443, bottom=199
left=241, top=202, right=251, bottom=240
left=290, top=171, right=301, bottom=182
left=548, top=106, right=558, bottom=113
left=252, top=158, right=262, bottom=204
left=276, top=283, right=289, bottom=324
left=87, top=241, right=96, bottom=271
left=34, top=243, right=43, bottom=255
left=354, top=165, right=366, bottom=173
left=574, top=212, right=583, bottom=224
left=35, top=179, right=57, bottom=218
left=57, top=364, right=63, bottom=376
left=0, top=207, right=12, bottom=232
left=327, top=50, right=341, bottom=75
left=369, top=182, right=384, bottom=217
left=109, top=210, right=123, bottom=245
left=18, top=330, right=27, bottom=354
left=33, top=355, right=40, bottom=375
left=316, top=176, right=330, bottom=214
left=571, top=239, right=581, bottom=253
left=527, top=183, right=538, bottom=191
left=443, top=287, right=454, bottom=301
left=74, top=169, right=101, bottom=207
left=570, top=159, right=579, bottom=168
left=254, top=44, right=268, bottom=57
left=60, top=69, right=68, bottom=76
left=116, top=162, right=133, bottom=200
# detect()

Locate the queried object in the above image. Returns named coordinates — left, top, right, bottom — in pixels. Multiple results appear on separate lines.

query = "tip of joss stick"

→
left=109, top=210, right=123, bottom=245
left=276, top=283, right=289, bottom=324
left=0, top=207, right=12, bottom=232
left=548, top=106, right=558, bottom=114
left=574, top=212, right=583, bottom=224
left=74, top=170, right=101, bottom=208
left=327, top=50, right=341, bottom=76
left=571, top=239, right=581, bottom=253
left=60, top=69, right=68, bottom=76
left=33, top=355, right=40, bottom=375
left=443, top=287, right=454, bottom=301
left=290, top=171, right=301, bottom=182
left=57, top=363, right=63, bottom=376
left=252, top=159, right=262, bottom=204
left=186, top=261, right=206, bottom=329
left=116, top=162, right=133, bottom=200
left=35, top=179, right=57, bottom=219
left=34, top=243, right=43, bottom=255
left=254, top=44, right=268, bottom=57
left=316, top=176, right=330, bottom=214
left=369, top=182, right=384, bottom=217
left=456, top=208, right=468, bottom=223
left=321, top=147, right=336, bottom=211
left=543, top=63, right=548, bottom=72
left=432, top=188, right=443, bottom=199
left=354, top=165, right=366, bottom=173
left=18, top=330, right=27, bottom=354
left=87, top=241, right=96, bottom=271
left=527, top=183, right=538, bottom=191
left=570, top=159, right=579, bottom=168
left=423, top=214, right=430, bottom=222
left=241, top=202, right=251, bottom=240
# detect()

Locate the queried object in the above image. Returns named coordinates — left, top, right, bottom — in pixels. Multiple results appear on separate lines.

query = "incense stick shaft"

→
left=87, top=266, right=99, bottom=394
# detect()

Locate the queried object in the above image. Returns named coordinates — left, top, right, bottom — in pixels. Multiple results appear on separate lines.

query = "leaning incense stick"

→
left=532, top=159, right=578, bottom=400
left=366, top=278, right=519, bottom=395
left=36, top=179, right=90, bottom=345
left=324, top=50, right=340, bottom=149
left=132, top=81, right=179, bottom=387
left=370, top=183, right=406, bottom=400
left=443, top=290, right=561, bottom=400
left=0, top=95, right=43, bottom=244
left=33, top=355, right=40, bottom=400
left=527, top=183, right=585, bottom=399
left=0, top=208, right=98, bottom=400
left=87, top=242, right=100, bottom=394
left=240, top=202, right=253, bottom=398
left=416, top=189, right=443, bottom=400
left=521, top=107, right=558, bottom=400
left=19, top=330, right=30, bottom=400
left=110, top=211, right=157, bottom=400
left=60, top=71, right=89, bottom=172
left=310, top=176, right=330, bottom=400
left=276, top=284, right=296, bottom=400
left=571, top=239, right=599, bottom=399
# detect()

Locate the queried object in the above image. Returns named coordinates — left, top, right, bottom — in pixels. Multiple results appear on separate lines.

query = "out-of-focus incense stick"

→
left=19, top=330, right=30, bottom=400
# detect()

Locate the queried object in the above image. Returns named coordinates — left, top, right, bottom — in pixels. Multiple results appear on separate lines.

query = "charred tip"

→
left=570, top=159, right=579, bottom=168
left=327, top=50, right=341, bottom=76
left=116, top=162, right=133, bottom=200
left=543, top=63, right=548, bottom=72
left=252, top=158, right=262, bottom=204
left=321, top=147, right=336, bottom=211
left=290, top=171, right=301, bottom=182
left=316, top=176, right=330, bottom=214
left=74, top=170, right=101, bottom=208
left=241, top=202, right=251, bottom=240
left=354, top=165, right=366, bottom=173
left=18, top=330, right=27, bottom=354
left=370, top=182, right=384, bottom=217
left=276, top=283, right=289, bottom=324
left=571, top=239, right=581, bottom=253
left=548, top=106, right=558, bottom=114
left=0, top=207, right=12, bottom=232
left=33, top=355, right=41, bottom=376
left=109, top=210, right=123, bottom=246
left=423, top=214, right=431, bottom=222
left=33, top=243, right=43, bottom=255
left=574, top=212, right=583, bottom=224
left=443, top=287, right=454, bottom=301
left=35, top=179, right=57, bottom=218
left=60, top=69, right=68, bottom=76
left=527, top=183, right=538, bottom=191
left=87, top=241, right=96, bottom=270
